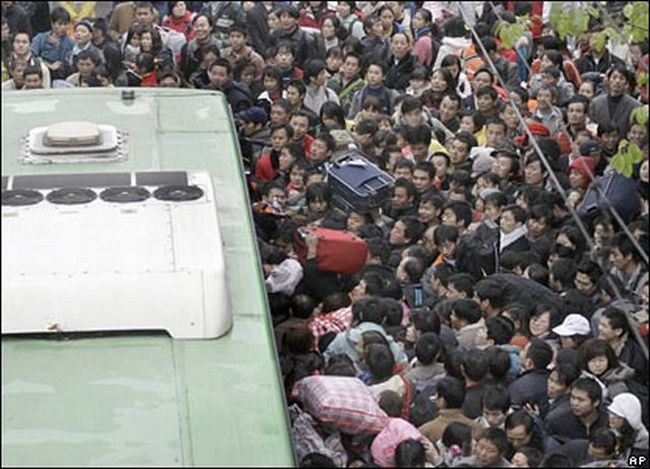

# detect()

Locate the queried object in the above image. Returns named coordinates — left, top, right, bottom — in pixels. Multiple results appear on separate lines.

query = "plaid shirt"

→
left=308, top=306, right=353, bottom=346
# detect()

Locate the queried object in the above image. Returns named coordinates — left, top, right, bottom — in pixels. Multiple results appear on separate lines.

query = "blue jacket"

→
left=31, top=31, right=74, bottom=64
left=323, top=321, right=408, bottom=370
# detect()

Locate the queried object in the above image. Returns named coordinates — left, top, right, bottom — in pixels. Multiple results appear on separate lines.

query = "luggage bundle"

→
left=578, top=171, right=640, bottom=224
left=325, top=152, right=395, bottom=214
left=293, top=227, right=368, bottom=275
left=293, top=376, right=388, bottom=435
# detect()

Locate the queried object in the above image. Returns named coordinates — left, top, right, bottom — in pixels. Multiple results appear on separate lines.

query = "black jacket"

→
left=385, top=54, right=417, bottom=92
left=271, top=26, right=325, bottom=68
left=508, top=369, right=549, bottom=409
left=575, top=49, right=624, bottom=75
left=243, top=3, right=270, bottom=55
left=543, top=407, right=609, bottom=444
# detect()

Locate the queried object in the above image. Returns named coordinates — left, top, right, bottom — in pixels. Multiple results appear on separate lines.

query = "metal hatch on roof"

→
left=1, top=170, right=232, bottom=339
left=19, top=121, right=128, bottom=164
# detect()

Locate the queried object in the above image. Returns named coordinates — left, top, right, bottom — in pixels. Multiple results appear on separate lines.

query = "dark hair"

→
left=443, top=200, right=473, bottom=228
left=320, top=101, right=346, bottom=129
left=480, top=428, right=509, bottom=455
left=486, top=316, right=515, bottom=345
left=397, top=216, right=424, bottom=244
left=415, top=332, right=443, bottom=365
left=485, top=346, right=511, bottom=381
left=365, top=343, right=394, bottom=381
left=509, top=85, right=529, bottom=103
left=452, top=299, right=482, bottom=325
left=395, top=439, right=426, bottom=467
left=50, top=6, right=72, bottom=24
left=442, top=422, right=473, bottom=456
left=480, top=35, right=498, bottom=54
left=526, top=338, right=553, bottom=370
left=571, top=376, right=603, bottom=405
left=607, top=63, right=636, bottom=90
left=601, top=307, right=631, bottom=338
left=270, top=122, right=294, bottom=139
left=515, top=447, right=542, bottom=467
left=577, top=339, right=620, bottom=375
left=475, top=279, right=506, bottom=309
left=283, top=321, right=314, bottom=354
left=448, top=273, right=475, bottom=298
left=141, top=26, right=163, bottom=55
left=434, top=224, right=459, bottom=246
left=366, top=237, right=391, bottom=264
left=352, top=296, right=385, bottom=326
left=431, top=67, right=457, bottom=91
left=79, top=72, right=102, bottom=87
left=505, top=411, right=547, bottom=453
left=135, top=52, right=155, bottom=73
left=412, top=306, right=442, bottom=336
left=393, top=177, right=417, bottom=200
left=502, top=204, right=528, bottom=225
left=540, top=453, right=571, bottom=467
left=378, top=389, right=403, bottom=417
left=474, top=67, right=495, bottom=84
left=437, top=376, right=466, bottom=408
left=22, top=63, right=43, bottom=79
left=613, top=232, right=648, bottom=265
left=283, top=141, right=306, bottom=162
left=444, top=16, right=466, bottom=38
left=76, top=48, right=101, bottom=65
left=463, top=349, right=489, bottom=382
left=551, top=258, right=577, bottom=290
left=551, top=362, right=580, bottom=388
left=589, top=429, right=617, bottom=457
left=192, top=13, right=213, bottom=27
left=405, top=124, right=433, bottom=147
left=481, top=385, right=511, bottom=412
left=209, top=57, right=232, bottom=75
left=303, top=58, right=328, bottom=84
left=300, top=452, right=337, bottom=467
left=476, top=85, right=498, bottom=100
left=305, top=181, right=331, bottom=204
left=485, top=117, right=507, bottom=133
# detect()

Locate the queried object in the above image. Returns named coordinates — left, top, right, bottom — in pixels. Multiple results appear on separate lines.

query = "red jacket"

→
left=140, top=71, right=158, bottom=87
left=255, top=151, right=276, bottom=181
left=162, top=11, right=195, bottom=40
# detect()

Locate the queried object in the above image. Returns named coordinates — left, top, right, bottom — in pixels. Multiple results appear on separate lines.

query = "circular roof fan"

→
left=2, top=189, right=44, bottom=206
left=100, top=186, right=151, bottom=203
left=153, top=185, right=204, bottom=202
left=46, top=188, right=97, bottom=205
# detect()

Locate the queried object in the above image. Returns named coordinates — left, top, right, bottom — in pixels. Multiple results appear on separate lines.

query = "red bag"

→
left=294, top=227, right=368, bottom=275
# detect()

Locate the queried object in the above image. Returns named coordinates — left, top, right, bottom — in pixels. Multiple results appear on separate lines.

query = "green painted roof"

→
left=1, top=89, right=295, bottom=467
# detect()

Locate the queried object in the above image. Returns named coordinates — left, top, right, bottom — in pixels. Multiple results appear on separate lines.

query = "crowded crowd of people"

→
left=2, top=1, right=649, bottom=467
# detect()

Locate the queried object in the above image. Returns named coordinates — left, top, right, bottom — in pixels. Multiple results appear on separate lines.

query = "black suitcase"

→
left=577, top=172, right=640, bottom=224
left=325, top=152, right=395, bottom=214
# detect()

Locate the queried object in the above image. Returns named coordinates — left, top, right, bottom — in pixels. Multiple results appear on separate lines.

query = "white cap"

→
left=552, top=314, right=591, bottom=336
left=608, top=393, right=643, bottom=430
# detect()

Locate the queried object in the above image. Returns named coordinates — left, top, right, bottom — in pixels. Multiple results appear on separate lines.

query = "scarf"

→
left=415, top=27, right=431, bottom=41
left=499, top=224, right=528, bottom=252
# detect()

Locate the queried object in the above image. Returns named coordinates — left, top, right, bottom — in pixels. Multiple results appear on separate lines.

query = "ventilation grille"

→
left=2, top=171, right=231, bottom=339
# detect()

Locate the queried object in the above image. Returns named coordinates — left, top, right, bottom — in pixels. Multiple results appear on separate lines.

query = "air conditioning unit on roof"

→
left=20, top=121, right=128, bottom=163
left=1, top=170, right=231, bottom=339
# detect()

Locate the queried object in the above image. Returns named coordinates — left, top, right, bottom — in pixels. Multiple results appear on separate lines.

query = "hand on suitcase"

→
left=303, top=230, right=320, bottom=259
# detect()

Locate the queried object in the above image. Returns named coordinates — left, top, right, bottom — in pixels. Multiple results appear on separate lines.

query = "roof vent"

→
left=20, top=121, right=128, bottom=164
left=2, top=171, right=231, bottom=339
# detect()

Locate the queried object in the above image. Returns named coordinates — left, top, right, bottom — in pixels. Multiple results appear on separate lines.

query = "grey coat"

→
left=588, top=93, right=642, bottom=136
